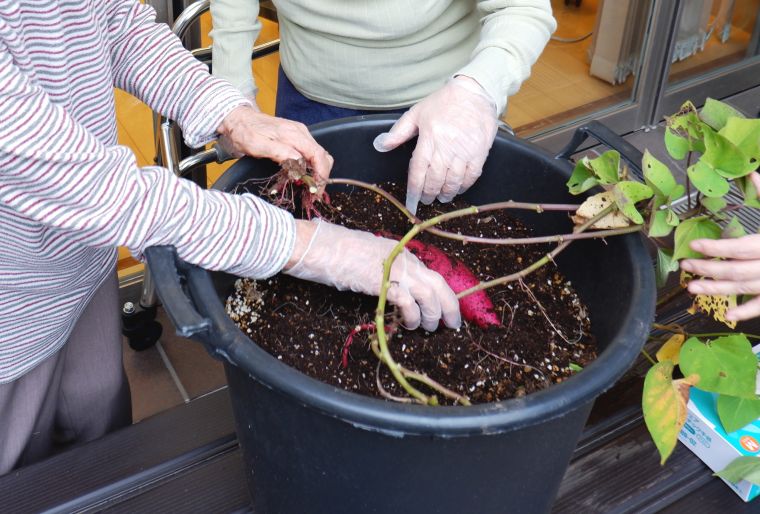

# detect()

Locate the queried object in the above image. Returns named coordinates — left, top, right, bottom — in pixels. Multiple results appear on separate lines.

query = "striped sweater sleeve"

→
left=0, top=47, right=295, bottom=280
left=105, top=0, right=249, bottom=148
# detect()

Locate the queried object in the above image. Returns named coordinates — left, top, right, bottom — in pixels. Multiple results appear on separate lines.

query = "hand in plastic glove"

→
left=373, top=76, right=499, bottom=215
left=284, top=219, right=461, bottom=331
left=217, top=105, right=333, bottom=190
left=681, top=172, right=760, bottom=321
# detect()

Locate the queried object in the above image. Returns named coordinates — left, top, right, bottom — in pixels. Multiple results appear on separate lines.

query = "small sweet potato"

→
left=381, top=233, right=500, bottom=329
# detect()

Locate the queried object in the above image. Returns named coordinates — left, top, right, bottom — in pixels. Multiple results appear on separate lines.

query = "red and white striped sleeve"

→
left=104, top=0, right=249, bottom=148
left=0, top=48, right=295, bottom=280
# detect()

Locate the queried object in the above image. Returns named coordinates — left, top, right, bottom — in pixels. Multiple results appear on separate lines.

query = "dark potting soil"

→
left=226, top=183, right=597, bottom=404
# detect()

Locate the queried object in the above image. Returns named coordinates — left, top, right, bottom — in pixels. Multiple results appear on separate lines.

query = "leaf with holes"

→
left=612, top=181, right=653, bottom=224
left=700, top=98, right=745, bottom=131
left=673, top=217, right=722, bottom=260
left=656, top=334, right=685, bottom=364
left=688, top=291, right=738, bottom=329
left=717, top=395, right=760, bottom=433
left=716, top=456, right=760, bottom=486
left=719, top=117, right=760, bottom=166
left=566, top=159, right=599, bottom=195
left=666, top=102, right=706, bottom=153
left=679, top=335, right=756, bottom=398
left=643, top=361, right=698, bottom=465
left=687, top=160, right=730, bottom=198
left=588, top=151, right=622, bottom=184
left=702, top=127, right=756, bottom=179
left=656, top=248, right=678, bottom=289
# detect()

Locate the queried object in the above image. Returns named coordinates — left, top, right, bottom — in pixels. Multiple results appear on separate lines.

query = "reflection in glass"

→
left=506, top=0, right=653, bottom=136
left=668, top=0, right=760, bottom=85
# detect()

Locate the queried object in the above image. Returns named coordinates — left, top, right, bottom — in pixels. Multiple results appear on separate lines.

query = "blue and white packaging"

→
left=677, top=346, right=760, bottom=501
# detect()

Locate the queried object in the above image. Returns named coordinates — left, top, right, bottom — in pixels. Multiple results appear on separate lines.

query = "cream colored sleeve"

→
left=456, top=0, right=556, bottom=116
left=210, top=0, right=262, bottom=97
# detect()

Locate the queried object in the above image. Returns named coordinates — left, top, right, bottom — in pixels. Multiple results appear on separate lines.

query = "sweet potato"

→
left=381, top=233, right=500, bottom=329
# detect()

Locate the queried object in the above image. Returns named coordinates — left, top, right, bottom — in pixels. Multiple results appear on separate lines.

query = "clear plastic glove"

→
left=284, top=219, right=461, bottom=331
left=681, top=172, right=760, bottom=322
left=373, top=76, right=499, bottom=215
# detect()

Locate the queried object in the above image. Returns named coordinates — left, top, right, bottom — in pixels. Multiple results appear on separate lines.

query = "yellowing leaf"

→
left=643, top=361, right=698, bottom=464
left=572, top=191, right=632, bottom=229
left=681, top=271, right=738, bottom=328
left=657, top=334, right=685, bottom=364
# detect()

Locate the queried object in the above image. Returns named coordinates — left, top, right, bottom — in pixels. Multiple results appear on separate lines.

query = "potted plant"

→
left=147, top=114, right=656, bottom=514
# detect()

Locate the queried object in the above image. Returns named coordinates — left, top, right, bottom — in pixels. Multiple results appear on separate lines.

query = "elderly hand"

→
left=217, top=105, right=333, bottom=188
left=284, top=219, right=461, bottom=331
left=681, top=172, right=760, bottom=321
left=373, top=76, right=499, bottom=215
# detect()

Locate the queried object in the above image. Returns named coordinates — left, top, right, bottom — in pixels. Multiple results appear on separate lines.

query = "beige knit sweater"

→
left=210, top=0, right=555, bottom=115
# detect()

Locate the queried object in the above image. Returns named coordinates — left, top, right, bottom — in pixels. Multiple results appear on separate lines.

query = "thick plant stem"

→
left=328, top=178, right=584, bottom=245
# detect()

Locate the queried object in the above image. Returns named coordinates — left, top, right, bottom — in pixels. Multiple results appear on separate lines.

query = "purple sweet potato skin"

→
left=401, top=239, right=501, bottom=329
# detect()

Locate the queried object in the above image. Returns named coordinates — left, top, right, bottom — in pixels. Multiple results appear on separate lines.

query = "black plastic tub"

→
left=147, top=116, right=655, bottom=514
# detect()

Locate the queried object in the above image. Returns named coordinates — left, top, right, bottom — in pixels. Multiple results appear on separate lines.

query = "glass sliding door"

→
left=510, top=0, right=655, bottom=141
left=658, top=0, right=760, bottom=118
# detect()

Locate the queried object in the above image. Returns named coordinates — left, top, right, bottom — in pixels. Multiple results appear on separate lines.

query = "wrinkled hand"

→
left=373, top=76, right=498, bottom=215
left=218, top=106, right=333, bottom=188
left=681, top=173, right=760, bottom=321
left=284, top=219, right=461, bottom=331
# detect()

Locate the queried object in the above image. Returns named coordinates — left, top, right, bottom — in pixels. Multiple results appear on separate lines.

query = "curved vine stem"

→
left=328, top=178, right=589, bottom=245
left=373, top=196, right=636, bottom=404
left=327, top=177, right=643, bottom=404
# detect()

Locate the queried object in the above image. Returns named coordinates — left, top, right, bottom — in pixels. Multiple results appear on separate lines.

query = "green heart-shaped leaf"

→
left=649, top=210, right=674, bottom=238
left=736, top=175, right=760, bottom=208
left=589, top=151, right=622, bottom=185
left=643, top=150, right=678, bottom=199
left=702, top=127, right=755, bottom=178
left=656, top=248, right=678, bottom=289
left=700, top=98, right=745, bottom=131
left=679, top=335, right=757, bottom=398
left=673, top=216, right=722, bottom=260
left=669, top=183, right=686, bottom=202
left=716, top=456, right=760, bottom=486
left=612, top=181, right=653, bottom=224
left=700, top=196, right=727, bottom=215
left=567, top=159, right=599, bottom=195
left=717, top=394, right=760, bottom=433
left=665, top=128, right=690, bottom=160
left=666, top=208, right=680, bottom=227
left=687, top=160, right=730, bottom=198
left=643, top=361, right=697, bottom=464
left=719, top=117, right=760, bottom=166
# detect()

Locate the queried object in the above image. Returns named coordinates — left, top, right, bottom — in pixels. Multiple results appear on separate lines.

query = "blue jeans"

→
left=275, top=67, right=406, bottom=125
